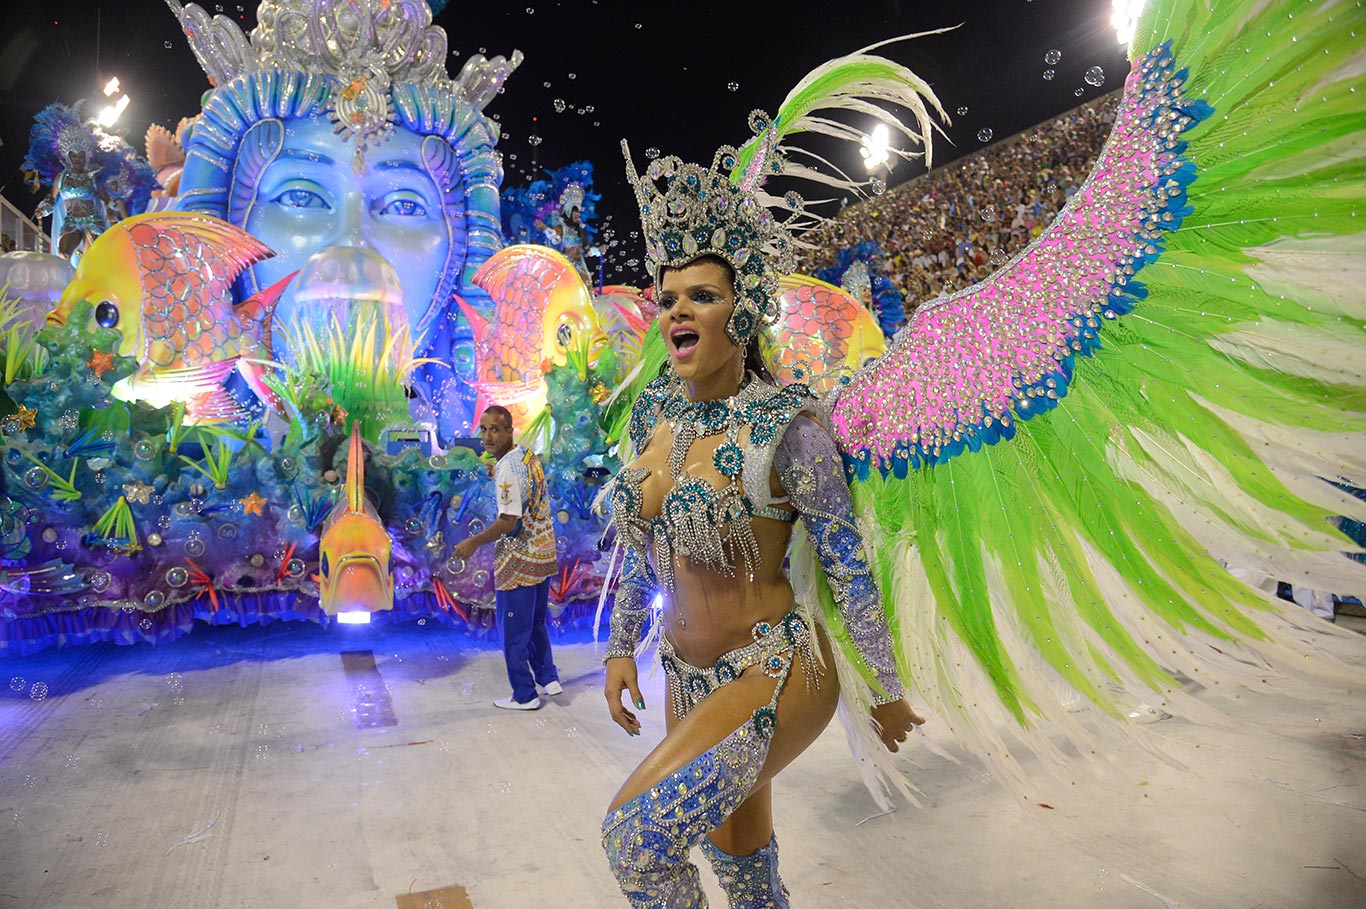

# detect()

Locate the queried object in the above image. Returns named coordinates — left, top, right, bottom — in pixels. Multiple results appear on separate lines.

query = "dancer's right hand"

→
left=604, top=657, right=644, bottom=736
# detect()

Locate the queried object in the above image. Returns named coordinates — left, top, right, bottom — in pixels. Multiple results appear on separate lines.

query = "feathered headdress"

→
left=23, top=103, right=98, bottom=186
left=624, top=33, right=952, bottom=346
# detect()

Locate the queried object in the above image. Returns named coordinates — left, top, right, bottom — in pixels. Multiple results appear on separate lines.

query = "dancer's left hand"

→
left=871, top=699, right=925, bottom=752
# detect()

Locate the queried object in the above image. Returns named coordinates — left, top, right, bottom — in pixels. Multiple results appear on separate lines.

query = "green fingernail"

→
left=636, top=699, right=646, bottom=710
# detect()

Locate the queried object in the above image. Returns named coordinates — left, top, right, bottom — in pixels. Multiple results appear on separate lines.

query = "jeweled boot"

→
left=700, top=834, right=790, bottom=909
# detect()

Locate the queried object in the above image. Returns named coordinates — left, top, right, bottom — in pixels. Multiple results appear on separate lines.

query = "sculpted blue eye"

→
left=272, top=187, right=330, bottom=210
left=379, top=197, right=427, bottom=217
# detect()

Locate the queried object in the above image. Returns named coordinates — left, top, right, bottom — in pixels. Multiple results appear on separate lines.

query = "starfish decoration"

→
left=122, top=481, right=154, bottom=505
left=14, top=406, right=37, bottom=431
left=240, top=492, right=268, bottom=516
left=87, top=350, right=116, bottom=378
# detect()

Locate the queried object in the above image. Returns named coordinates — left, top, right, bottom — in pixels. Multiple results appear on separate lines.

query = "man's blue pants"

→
left=495, top=579, right=558, bottom=703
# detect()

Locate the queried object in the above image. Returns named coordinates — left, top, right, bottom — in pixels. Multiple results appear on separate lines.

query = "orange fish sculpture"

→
left=764, top=274, right=887, bottom=395
left=466, top=244, right=604, bottom=429
left=50, top=212, right=293, bottom=421
left=317, top=423, right=395, bottom=617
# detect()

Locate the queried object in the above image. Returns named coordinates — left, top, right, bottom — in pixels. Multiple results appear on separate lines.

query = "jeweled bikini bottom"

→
left=659, top=609, right=820, bottom=738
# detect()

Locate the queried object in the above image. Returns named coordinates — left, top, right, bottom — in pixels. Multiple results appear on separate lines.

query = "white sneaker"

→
left=494, top=695, right=542, bottom=711
left=540, top=680, right=563, bottom=696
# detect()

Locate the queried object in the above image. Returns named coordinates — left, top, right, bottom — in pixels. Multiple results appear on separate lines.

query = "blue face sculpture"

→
left=238, top=117, right=457, bottom=344
left=168, top=0, right=514, bottom=439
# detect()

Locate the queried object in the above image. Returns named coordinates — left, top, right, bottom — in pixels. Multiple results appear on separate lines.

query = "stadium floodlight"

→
left=95, top=95, right=130, bottom=128
left=103, top=77, right=121, bottom=96
left=1112, top=0, right=1146, bottom=47
left=859, top=124, right=891, bottom=171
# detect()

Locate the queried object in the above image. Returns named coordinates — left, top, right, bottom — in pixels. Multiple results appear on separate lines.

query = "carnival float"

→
left=0, top=0, right=883, bottom=656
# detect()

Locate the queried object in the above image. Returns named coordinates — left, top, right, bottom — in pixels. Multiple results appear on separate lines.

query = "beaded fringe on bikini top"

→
left=609, top=373, right=810, bottom=591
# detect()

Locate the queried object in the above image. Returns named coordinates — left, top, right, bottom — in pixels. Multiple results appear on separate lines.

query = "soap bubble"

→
left=1045, top=49, right=1061, bottom=65
left=1084, top=65, right=1105, bottom=87
left=977, top=128, right=994, bottom=143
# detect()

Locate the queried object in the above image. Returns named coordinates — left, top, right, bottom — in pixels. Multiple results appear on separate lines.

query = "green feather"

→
left=841, top=0, right=1365, bottom=744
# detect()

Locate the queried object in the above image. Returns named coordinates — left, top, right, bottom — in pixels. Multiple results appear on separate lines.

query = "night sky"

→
left=0, top=0, right=1130, bottom=278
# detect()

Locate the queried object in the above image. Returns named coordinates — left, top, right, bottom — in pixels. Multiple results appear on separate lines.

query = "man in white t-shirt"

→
left=453, top=406, right=560, bottom=710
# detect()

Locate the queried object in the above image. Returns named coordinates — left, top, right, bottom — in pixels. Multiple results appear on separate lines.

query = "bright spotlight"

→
left=337, top=610, right=372, bottom=625
left=859, top=124, right=891, bottom=172
left=103, top=77, right=121, bottom=96
left=95, top=95, right=130, bottom=128
left=1112, top=0, right=1146, bottom=47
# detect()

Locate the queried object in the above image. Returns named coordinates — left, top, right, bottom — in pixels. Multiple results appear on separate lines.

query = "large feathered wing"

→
left=822, top=0, right=1366, bottom=789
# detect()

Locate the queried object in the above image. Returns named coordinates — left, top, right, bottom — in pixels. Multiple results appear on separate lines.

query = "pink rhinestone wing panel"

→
left=831, top=44, right=1207, bottom=479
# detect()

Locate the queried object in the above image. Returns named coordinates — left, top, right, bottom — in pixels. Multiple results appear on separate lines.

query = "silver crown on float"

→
left=165, top=0, right=521, bottom=163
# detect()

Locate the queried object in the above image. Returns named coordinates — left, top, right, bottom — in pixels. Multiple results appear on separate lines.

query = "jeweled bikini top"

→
left=609, top=372, right=810, bottom=591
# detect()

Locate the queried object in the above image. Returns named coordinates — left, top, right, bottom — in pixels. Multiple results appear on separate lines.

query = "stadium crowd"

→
left=803, top=93, right=1122, bottom=316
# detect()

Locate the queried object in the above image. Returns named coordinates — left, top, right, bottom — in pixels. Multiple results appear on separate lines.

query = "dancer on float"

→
left=24, top=105, right=109, bottom=262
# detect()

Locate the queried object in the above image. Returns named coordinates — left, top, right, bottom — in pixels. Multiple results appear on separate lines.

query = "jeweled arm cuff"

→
left=603, top=609, right=643, bottom=662
left=603, top=546, right=654, bottom=663
left=776, top=416, right=905, bottom=704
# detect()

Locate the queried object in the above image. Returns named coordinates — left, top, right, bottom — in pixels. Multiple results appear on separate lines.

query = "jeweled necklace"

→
left=660, top=372, right=765, bottom=480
